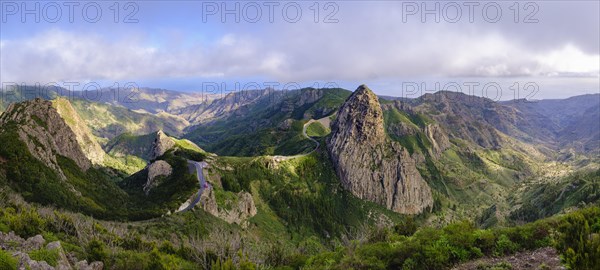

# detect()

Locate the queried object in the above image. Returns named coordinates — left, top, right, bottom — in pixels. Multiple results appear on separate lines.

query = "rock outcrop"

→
left=424, top=124, right=451, bottom=157
left=0, top=99, right=92, bottom=178
left=200, top=188, right=257, bottom=226
left=144, top=160, right=173, bottom=195
left=151, top=130, right=175, bottom=160
left=0, top=232, right=103, bottom=270
left=327, top=85, right=433, bottom=214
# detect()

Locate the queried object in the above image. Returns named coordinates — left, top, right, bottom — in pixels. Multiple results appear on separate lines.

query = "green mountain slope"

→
left=184, top=88, right=350, bottom=156
left=0, top=100, right=130, bottom=218
left=104, top=132, right=158, bottom=161
left=69, top=98, right=188, bottom=144
left=0, top=99, right=205, bottom=220
left=375, top=91, right=595, bottom=226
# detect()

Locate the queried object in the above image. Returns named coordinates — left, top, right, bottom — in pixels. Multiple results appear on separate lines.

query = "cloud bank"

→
left=1, top=1, right=598, bottom=97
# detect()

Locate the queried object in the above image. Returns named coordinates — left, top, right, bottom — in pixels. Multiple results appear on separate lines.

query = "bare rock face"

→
left=13, top=252, right=55, bottom=270
left=200, top=188, right=257, bottom=226
left=74, top=261, right=104, bottom=270
left=199, top=187, right=219, bottom=216
left=424, top=124, right=451, bottom=157
left=46, top=241, right=72, bottom=270
left=151, top=130, right=175, bottom=160
left=144, top=160, right=173, bottom=195
left=0, top=99, right=92, bottom=178
left=25, top=235, right=46, bottom=250
left=52, top=98, right=106, bottom=165
left=327, top=85, right=433, bottom=214
left=235, top=192, right=258, bottom=220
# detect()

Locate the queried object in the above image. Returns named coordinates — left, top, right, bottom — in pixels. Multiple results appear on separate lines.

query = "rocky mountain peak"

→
left=0, top=98, right=91, bottom=177
left=330, top=84, right=386, bottom=144
left=327, top=85, right=433, bottom=214
left=151, top=130, right=175, bottom=160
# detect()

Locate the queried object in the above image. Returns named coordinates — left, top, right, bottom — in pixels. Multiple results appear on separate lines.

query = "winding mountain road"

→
left=302, top=119, right=321, bottom=152
left=178, top=160, right=210, bottom=212
left=271, top=120, right=322, bottom=162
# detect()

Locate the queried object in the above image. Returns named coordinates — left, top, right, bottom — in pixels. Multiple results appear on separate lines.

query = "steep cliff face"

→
left=52, top=98, right=106, bottom=165
left=327, top=85, right=433, bottom=214
left=144, top=160, right=173, bottom=195
left=0, top=98, right=91, bottom=177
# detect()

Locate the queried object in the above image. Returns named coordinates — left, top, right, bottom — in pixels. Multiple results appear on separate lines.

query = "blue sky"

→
left=1, top=1, right=599, bottom=100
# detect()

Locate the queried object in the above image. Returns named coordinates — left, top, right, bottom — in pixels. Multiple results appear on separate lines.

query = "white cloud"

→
left=0, top=30, right=280, bottom=83
left=536, top=44, right=600, bottom=77
left=0, top=2, right=598, bottom=86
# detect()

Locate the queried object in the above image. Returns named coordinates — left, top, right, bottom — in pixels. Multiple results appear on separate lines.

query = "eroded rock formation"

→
left=327, top=85, right=433, bottom=214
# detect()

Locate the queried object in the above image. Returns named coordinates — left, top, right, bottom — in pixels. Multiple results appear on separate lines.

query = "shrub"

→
left=494, top=234, right=518, bottom=256
left=159, top=241, right=177, bottom=255
left=557, top=209, right=600, bottom=269
left=211, top=258, right=235, bottom=270
left=86, top=239, right=108, bottom=262
left=298, top=236, right=325, bottom=255
left=394, top=217, right=418, bottom=236
left=0, top=222, right=9, bottom=233
left=0, top=249, right=18, bottom=270
left=7, top=208, right=46, bottom=238
left=474, top=230, right=496, bottom=254
left=112, top=250, right=149, bottom=270
left=402, top=258, right=417, bottom=270
left=29, top=248, right=60, bottom=267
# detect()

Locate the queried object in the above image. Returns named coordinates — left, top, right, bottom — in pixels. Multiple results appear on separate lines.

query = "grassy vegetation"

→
left=1, top=182, right=598, bottom=269
left=383, top=107, right=433, bottom=155
left=511, top=169, right=600, bottom=222
left=29, top=247, right=60, bottom=267
left=0, top=122, right=126, bottom=218
left=305, top=121, right=330, bottom=137
left=210, top=150, right=404, bottom=241
left=0, top=120, right=206, bottom=221
left=294, top=88, right=351, bottom=120
left=0, top=249, right=18, bottom=269
left=103, top=154, right=147, bottom=176
left=199, top=121, right=314, bottom=157
left=214, top=189, right=238, bottom=211
left=118, top=147, right=204, bottom=220
left=104, top=132, right=157, bottom=161
left=301, top=206, right=600, bottom=270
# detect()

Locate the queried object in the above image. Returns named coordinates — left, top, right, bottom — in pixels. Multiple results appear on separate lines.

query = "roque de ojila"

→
left=1, top=1, right=599, bottom=269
